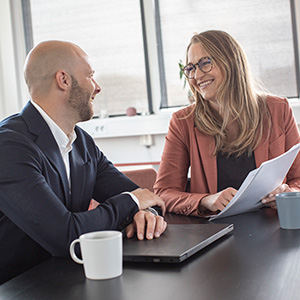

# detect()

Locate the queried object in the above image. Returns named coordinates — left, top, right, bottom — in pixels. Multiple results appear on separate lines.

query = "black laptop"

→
left=123, top=223, right=234, bottom=263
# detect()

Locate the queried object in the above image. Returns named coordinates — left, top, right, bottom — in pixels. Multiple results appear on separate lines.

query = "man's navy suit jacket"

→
left=0, top=102, right=139, bottom=283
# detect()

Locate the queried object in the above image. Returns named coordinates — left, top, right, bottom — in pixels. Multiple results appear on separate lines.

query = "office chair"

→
left=121, top=168, right=157, bottom=192
left=88, top=168, right=158, bottom=210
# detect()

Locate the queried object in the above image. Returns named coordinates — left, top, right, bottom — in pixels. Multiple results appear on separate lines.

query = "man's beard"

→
left=68, top=76, right=94, bottom=122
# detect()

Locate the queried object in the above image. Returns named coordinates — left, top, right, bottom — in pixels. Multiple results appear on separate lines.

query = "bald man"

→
left=0, top=41, right=167, bottom=283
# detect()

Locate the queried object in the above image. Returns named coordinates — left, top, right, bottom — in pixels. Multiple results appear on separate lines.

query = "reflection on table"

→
left=1, top=208, right=300, bottom=300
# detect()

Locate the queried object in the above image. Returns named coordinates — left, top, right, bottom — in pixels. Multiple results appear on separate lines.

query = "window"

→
left=156, top=0, right=299, bottom=108
left=24, top=0, right=151, bottom=116
left=21, top=0, right=300, bottom=114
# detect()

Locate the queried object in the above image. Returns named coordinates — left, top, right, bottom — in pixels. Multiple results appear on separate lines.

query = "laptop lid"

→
left=123, top=223, right=234, bottom=263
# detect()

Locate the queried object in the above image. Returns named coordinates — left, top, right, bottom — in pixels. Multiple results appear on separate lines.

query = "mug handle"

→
left=69, top=239, right=83, bottom=264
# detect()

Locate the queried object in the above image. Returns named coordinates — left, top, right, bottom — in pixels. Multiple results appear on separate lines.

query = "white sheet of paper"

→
left=209, top=143, right=300, bottom=221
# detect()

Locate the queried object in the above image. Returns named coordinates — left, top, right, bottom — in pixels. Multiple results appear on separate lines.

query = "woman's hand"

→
left=261, top=183, right=292, bottom=209
left=200, top=187, right=237, bottom=212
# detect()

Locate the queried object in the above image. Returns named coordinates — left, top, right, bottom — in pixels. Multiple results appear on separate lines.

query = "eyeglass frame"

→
left=182, top=56, right=214, bottom=79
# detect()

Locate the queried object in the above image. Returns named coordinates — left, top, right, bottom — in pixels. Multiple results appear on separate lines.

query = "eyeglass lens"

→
left=183, top=57, right=213, bottom=78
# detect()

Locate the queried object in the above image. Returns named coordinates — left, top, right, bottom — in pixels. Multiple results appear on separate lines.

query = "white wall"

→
left=78, top=111, right=174, bottom=165
left=93, top=135, right=167, bottom=166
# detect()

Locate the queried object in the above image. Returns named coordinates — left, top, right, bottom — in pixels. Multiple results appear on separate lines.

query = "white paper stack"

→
left=209, top=143, right=300, bottom=221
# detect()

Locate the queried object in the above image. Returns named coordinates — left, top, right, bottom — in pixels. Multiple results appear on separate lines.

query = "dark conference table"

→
left=1, top=209, right=300, bottom=300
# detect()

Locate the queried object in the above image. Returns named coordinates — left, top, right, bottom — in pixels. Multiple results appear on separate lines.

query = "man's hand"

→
left=126, top=188, right=167, bottom=240
left=125, top=210, right=167, bottom=240
left=131, top=188, right=166, bottom=214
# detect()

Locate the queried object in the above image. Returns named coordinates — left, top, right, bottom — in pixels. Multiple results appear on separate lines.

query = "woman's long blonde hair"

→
left=186, top=30, right=271, bottom=157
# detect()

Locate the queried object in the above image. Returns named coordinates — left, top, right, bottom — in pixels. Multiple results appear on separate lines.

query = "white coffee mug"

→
left=69, top=231, right=122, bottom=280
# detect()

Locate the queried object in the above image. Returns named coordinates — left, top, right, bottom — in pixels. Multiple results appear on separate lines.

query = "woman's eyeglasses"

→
left=182, top=56, right=213, bottom=79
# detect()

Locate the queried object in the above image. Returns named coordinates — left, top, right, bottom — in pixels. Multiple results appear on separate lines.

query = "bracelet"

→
left=144, top=207, right=159, bottom=216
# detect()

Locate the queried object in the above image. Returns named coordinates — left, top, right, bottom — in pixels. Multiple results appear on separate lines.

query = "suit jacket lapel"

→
left=21, top=102, right=70, bottom=203
left=69, top=146, right=87, bottom=211
left=35, top=133, right=70, bottom=204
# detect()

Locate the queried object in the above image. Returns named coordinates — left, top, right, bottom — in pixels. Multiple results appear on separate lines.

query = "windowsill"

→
left=77, top=108, right=177, bottom=138
left=79, top=98, right=300, bottom=139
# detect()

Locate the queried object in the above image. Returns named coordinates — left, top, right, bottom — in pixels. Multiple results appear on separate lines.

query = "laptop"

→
left=123, top=223, right=234, bottom=263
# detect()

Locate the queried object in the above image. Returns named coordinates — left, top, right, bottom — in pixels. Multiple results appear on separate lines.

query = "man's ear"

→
left=56, top=70, right=71, bottom=91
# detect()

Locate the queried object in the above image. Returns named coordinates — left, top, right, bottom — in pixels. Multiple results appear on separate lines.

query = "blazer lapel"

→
left=69, top=146, right=87, bottom=211
left=35, top=133, right=70, bottom=203
left=192, top=111, right=270, bottom=193
left=21, top=102, right=70, bottom=203
left=254, top=120, right=270, bottom=168
left=194, top=128, right=218, bottom=193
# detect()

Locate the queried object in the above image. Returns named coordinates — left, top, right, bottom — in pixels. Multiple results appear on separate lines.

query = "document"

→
left=209, top=143, right=300, bottom=221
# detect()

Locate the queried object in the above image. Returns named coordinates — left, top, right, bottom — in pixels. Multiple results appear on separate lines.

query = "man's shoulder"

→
left=0, top=112, right=30, bottom=138
left=1, top=116, right=40, bottom=151
left=0, top=112, right=22, bottom=128
left=0, top=102, right=36, bottom=134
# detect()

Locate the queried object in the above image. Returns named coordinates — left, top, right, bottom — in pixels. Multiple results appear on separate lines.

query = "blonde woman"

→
left=154, top=30, right=300, bottom=216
